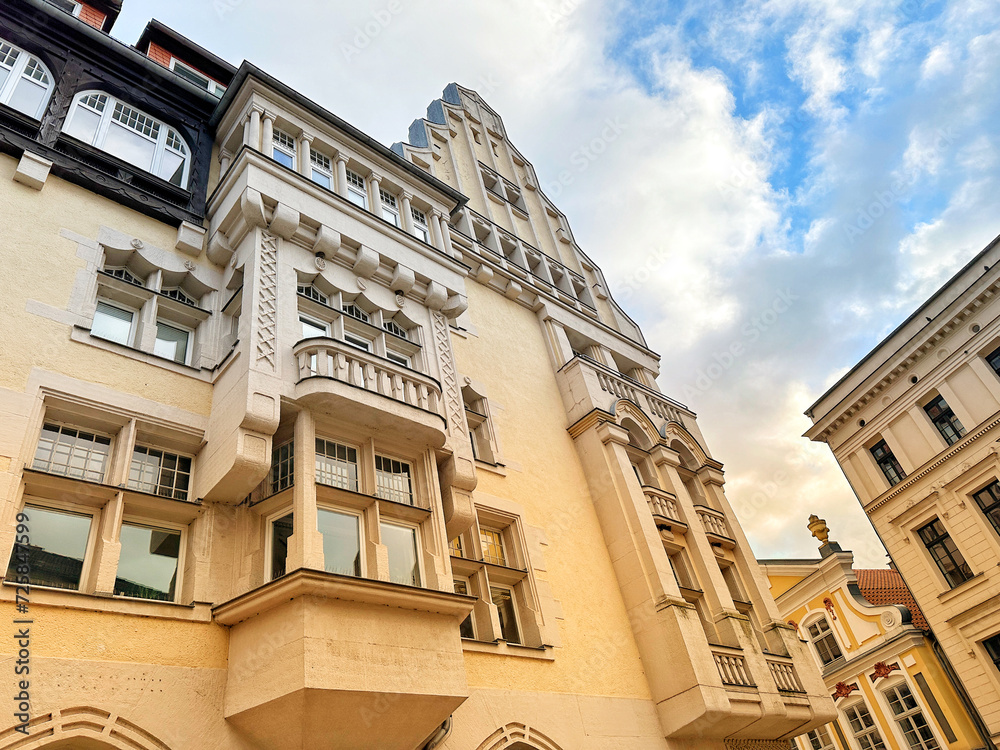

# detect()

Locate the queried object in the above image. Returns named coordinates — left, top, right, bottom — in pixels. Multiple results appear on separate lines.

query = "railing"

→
left=293, top=338, right=442, bottom=414
left=695, top=505, right=730, bottom=538
left=712, top=648, right=755, bottom=687
left=768, top=658, right=805, bottom=693
left=643, top=487, right=682, bottom=524
left=593, top=366, right=687, bottom=425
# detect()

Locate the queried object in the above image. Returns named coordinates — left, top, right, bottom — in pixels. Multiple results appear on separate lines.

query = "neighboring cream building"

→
left=761, top=517, right=986, bottom=750
left=806, top=233, right=1000, bottom=750
left=0, top=1, right=834, bottom=748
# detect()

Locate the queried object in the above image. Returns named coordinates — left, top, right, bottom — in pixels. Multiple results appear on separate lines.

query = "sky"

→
left=112, top=0, right=1000, bottom=567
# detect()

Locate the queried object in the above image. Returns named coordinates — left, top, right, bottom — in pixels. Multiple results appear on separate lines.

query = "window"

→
left=974, top=481, right=1000, bottom=537
left=987, top=345, right=1000, bottom=378
left=63, top=92, right=191, bottom=188
left=802, top=726, right=835, bottom=750
left=272, top=129, right=296, bottom=169
left=491, top=585, right=521, bottom=644
left=342, top=303, right=369, bottom=323
left=464, top=387, right=497, bottom=464
left=270, top=440, right=293, bottom=495
left=315, top=438, right=358, bottom=491
left=105, top=266, right=143, bottom=286
left=453, top=578, right=476, bottom=638
left=807, top=616, right=843, bottom=666
left=310, top=150, right=332, bottom=189
left=379, top=188, right=400, bottom=227
left=845, top=703, right=888, bottom=750
left=381, top=522, right=419, bottom=586
left=91, top=301, right=135, bottom=346
left=383, top=319, right=408, bottom=340
left=346, top=169, right=367, bottom=208
left=480, top=527, right=507, bottom=566
left=385, top=351, right=410, bottom=368
left=984, top=633, right=1000, bottom=672
left=300, top=314, right=328, bottom=339
left=884, top=683, right=940, bottom=750
left=270, top=513, right=292, bottom=580
left=318, top=508, right=361, bottom=577
left=344, top=333, right=372, bottom=352
left=917, top=519, right=973, bottom=588
left=297, top=284, right=328, bottom=305
left=161, top=287, right=197, bottom=307
left=169, top=59, right=226, bottom=98
left=449, top=536, right=464, bottom=557
left=153, top=321, right=190, bottom=364
left=46, top=0, right=82, bottom=15
left=114, top=521, right=180, bottom=602
left=6, top=504, right=92, bottom=590
left=871, top=439, right=906, bottom=486
left=32, top=423, right=111, bottom=482
left=375, top=455, right=413, bottom=505
left=128, top=447, right=192, bottom=500
left=0, top=40, right=54, bottom=119
left=411, top=207, right=429, bottom=243
left=924, top=395, right=965, bottom=446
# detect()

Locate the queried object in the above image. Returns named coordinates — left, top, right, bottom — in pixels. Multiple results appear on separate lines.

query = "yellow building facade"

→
left=762, top=520, right=984, bottom=750
left=806, top=229, right=1000, bottom=750
left=0, top=2, right=834, bottom=748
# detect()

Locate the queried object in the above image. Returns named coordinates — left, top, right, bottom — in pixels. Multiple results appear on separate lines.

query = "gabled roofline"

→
left=806, top=231, right=1000, bottom=422
left=212, top=63, right=469, bottom=212
left=136, top=19, right=238, bottom=84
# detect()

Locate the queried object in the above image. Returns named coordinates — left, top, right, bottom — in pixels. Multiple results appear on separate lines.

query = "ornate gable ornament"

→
left=833, top=682, right=858, bottom=700
left=870, top=661, right=901, bottom=682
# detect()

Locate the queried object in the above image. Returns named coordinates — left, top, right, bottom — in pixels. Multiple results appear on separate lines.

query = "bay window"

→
left=32, top=423, right=111, bottom=482
left=375, top=455, right=413, bottom=505
left=315, top=438, right=358, bottom=491
left=63, top=92, right=191, bottom=188
left=114, top=521, right=181, bottom=602
left=380, top=521, right=419, bottom=586
left=128, top=446, right=192, bottom=501
left=318, top=508, right=362, bottom=577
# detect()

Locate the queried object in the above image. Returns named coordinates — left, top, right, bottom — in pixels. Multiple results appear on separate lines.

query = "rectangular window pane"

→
left=375, top=455, right=413, bottom=505
left=92, top=301, right=133, bottom=345
left=128, top=446, right=192, bottom=500
left=114, top=522, right=180, bottom=601
left=270, top=440, right=293, bottom=495
left=318, top=509, right=361, bottom=577
left=480, top=528, right=507, bottom=566
left=347, top=188, right=367, bottom=209
left=381, top=522, right=418, bottom=586
left=272, top=148, right=295, bottom=169
left=154, top=321, right=189, bottom=364
left=6, top=504, right=91, bottom=590
left=311, top=170, right=332, bottom=189
left=32, top=423, right=110, bottom=482
left=300, top=316, right=327, bottom=339
left=9, top=77, right=47, bottom=118
left=271, top=513, right=292, bottom=580
left=104, top=122, right=157, bottom=171
left=315, top=439, right=358, bottom=491
left=491, top=585, right=521, bottom=644
left=454, top=579, right=475, bottom=639
left=65, top=101, right=102, bottom=144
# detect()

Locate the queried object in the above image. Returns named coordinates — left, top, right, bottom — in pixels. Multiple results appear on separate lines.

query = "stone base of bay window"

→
left=216, top=569, right=474, bottom=750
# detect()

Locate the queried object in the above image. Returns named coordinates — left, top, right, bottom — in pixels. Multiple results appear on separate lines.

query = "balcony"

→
left=292, top=337, right=447, bottom=448
left=216, top=569, right=475, bottom=750
left=694, top=505, right=736, bottom=549
left=643, top=487, right=686, bottom=529
left=767, top=656, right=806, bottom=694
left=556, top=355, right=690, bottom=430
left=712, top=646, right=755, bottom=688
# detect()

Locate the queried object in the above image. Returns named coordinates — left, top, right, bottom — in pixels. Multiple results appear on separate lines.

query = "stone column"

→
left=368, top=172, right=383, bottom=214
left=428, top=209, right=444, bottom=251
left=260, top=111, right=275, bottom=157
left=299, top=131, right=314, bottom=178
left=247, top=106, right=263, bottom=151
left=334, top=153, right=349, bottom=198
left=287, top=409, right=325, bottom=572
left=219, top=148, right=232, bottom=176
left=400, top=191, right=415, bottom=235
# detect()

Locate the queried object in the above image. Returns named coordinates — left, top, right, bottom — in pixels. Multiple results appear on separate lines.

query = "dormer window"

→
left=63, top=92, right=191, bottom=188
left=169, top=58, right=226, bottom=98
left=310, top=150, right=333, bottom=190
left=0, top=39, right=55, bottom=119
left=345, top=169, right=367, bottom=209
left=272, top=129, right=296, bottom=169
left=379, top=189, right=400, bottom=227
left=410, top=207, right=429, bottom=243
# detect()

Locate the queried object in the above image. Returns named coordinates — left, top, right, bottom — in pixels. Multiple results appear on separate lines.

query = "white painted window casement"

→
left=0, top=38, right=54, bottom=119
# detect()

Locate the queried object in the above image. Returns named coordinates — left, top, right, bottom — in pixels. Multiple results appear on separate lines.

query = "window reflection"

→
left=114, top=522, right=180, bottom=601
left=6, top=504, right=92, bottom=590
left=380, top=522, right=418, bottom=586
left=271, top=513, right=292, bottom=580
left=318, top=509, right=361, bottom=577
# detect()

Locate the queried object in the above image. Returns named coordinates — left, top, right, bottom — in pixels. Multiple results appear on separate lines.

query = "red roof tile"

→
left=855, top=568, right=929, bottom=631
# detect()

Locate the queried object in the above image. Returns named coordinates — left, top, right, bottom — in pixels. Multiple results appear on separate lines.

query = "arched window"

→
left=0, top=39, right=54, bottom=119
left=62, top=91, right=191, bottom=188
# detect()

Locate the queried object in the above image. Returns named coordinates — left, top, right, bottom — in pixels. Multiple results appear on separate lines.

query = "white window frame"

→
left=153, top=318, right=194, bottom=366
left=879, top=679, right=943, bottom=750
left=114, top=515, right=185, bottom=604
left=168, top=58, right=226, bottom=97
left=91, top=299, right=137, bottom=347
left=345, top=169, right=368, bottom=209
left=410, top=207, right=429, bottom=243
left=299, top=313, right=329, bottom=339
left=490, top=582, right=522, bottom=645
left=127, top=445, right=194, bottom=501
left=46, top=0, right=82, bottom=17
left=62, top=91, right=192, bottom=188
left=379, top=518, right=422, bottom=587
left=272, top=128, right=297, bottom=169
left=375, top=454, right=414, bottom=505
left=385, top=350, right=411, bottom=368
left=310, top=149, right=333, bottom=189
left=317, top=504, right=366, bottom=578
left=379, top=188, right=400, bottom=227
left=805, top=614, right=843, bottom=666
left=32, top=421, right=113, bottom=483
left=344, top=332, right=372, bottom=353
left=844, top=699, right=888, bottom=750
left=0, top=38, right=55, bottom=119
left=315, top=437, right=360, bottom=492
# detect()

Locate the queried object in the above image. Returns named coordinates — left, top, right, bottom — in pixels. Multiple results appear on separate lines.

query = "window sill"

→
left=937, top=571, right=987, bottom=603
left=0, top=580, right=212, bottom=622
left=460, top=637, right=555, bottom=661
left=71, top=326, right=210, bottom=380
left=475, top=459, right=507, bottom=477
